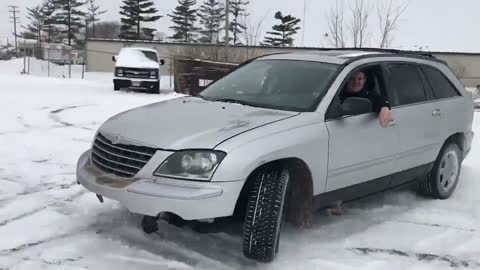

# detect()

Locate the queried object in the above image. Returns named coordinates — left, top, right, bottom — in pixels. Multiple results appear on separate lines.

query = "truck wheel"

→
left=418, top=143, right=462, bottom=199
left=141, top=215, right=159, bottom=234
left=243, top=165, right=289, bottom=263
left=151, top=83, right=160, bottom=94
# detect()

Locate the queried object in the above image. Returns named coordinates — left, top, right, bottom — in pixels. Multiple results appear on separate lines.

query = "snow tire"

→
left=242, top=165, right=289, bottom=263
left=418, top=143, right=462, bottom=199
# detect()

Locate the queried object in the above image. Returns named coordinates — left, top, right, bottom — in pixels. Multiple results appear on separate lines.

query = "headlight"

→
left=117, top=68, right=123, bottom=76
left=150, top=70, right=157, bottom=79
left=154, top=151, right=226, bottom=181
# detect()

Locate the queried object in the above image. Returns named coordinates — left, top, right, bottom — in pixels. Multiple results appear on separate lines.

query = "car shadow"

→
left=87, top=184, right=429, bottom=269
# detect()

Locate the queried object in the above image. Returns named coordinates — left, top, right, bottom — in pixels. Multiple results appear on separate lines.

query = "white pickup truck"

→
left=112, top=47, right=165, bottom=94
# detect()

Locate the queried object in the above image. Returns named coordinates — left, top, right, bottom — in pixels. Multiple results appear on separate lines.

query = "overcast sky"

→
left=0, top=0, right=479, bottom=52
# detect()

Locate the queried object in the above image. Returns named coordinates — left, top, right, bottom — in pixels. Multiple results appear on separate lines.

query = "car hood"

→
left=98, top=97, right=299, bottom=149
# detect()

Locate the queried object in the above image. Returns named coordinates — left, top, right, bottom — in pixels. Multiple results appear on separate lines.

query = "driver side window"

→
left=326, top=64, right=388, bottom=120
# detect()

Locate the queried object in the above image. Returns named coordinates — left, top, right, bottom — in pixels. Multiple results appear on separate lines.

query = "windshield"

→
left=199, top=60, right=340, bottom=112
left=141, top=50, right=158, bottom=62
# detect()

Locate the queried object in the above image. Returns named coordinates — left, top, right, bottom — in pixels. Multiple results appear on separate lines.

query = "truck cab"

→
left=112, top=47, right=165, bottom=94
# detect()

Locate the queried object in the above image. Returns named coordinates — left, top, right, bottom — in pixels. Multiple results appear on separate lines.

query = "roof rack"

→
left=317, top=47, right=436, bottom=58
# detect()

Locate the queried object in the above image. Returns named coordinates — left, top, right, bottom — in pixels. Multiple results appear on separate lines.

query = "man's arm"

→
left=369, top=91, right=391, bottom=113
left=369, top=91, right=392, bottom=127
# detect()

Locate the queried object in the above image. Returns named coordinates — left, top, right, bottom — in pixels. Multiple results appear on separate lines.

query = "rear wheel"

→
left=418, top=143, right=462, bottom=199
left=242, top=165, right=289, bottom=263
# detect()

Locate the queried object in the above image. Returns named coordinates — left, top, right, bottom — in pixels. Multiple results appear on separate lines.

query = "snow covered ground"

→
left=0, top=60, right=479, bottom=270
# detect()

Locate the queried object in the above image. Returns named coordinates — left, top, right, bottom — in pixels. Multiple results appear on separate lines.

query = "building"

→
left=85, top=38, right=480, bottom=88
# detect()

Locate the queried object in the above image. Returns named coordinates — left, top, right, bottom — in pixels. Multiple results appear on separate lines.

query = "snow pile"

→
left=0, top=58, right=84, bottom=78
left=0, top=64, right=479, bottom=269
left=115, top=48, right=159, bottom=69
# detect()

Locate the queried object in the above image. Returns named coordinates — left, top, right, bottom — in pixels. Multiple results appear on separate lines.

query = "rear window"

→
left=422, top=66, right=461, bottom=99
left=385, top=63, right=427, bottom=106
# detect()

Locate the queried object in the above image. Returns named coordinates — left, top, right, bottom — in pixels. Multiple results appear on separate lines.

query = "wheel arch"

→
left=233, top=157, right=314, bottom=228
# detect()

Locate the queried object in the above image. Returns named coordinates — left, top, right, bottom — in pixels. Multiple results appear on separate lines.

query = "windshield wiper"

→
left=212, top=98, right=260, bottom=107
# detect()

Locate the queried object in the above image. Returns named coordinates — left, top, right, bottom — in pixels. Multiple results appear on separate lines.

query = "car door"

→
left=383, top=63, right=442, bottom=182
left=325, top=64, right=399, bottom=192
left=420, top=65, right=465, bottom=147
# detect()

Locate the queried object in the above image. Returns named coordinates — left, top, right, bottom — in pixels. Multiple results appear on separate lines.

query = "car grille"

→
left=123, top=68, right=151, bottom=79
left=90, top=133, right=157, bottom=178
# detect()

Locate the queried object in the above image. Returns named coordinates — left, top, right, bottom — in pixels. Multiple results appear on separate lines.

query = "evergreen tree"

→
left=119, top=0, right=162, bottom=40
left=52, top=0, right=86, bottom=47
left=169, top=0, right=200, bottom=43
left=198, top=0, right=224, bottom=43
left=42, top=0, right=62, bottom=43
left=263, top=11, right=301, bottom=47
left=228, top=0, right=249, bottom=45
left=86, top=0, right=106, bottom=37
left=21, top=5, right=45, bottom=45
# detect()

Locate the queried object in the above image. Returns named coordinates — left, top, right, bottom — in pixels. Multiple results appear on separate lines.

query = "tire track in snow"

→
left=49, top=105, right=95, bottom=128
left=389, top=219, right=476, bottom=232
left=351, top=247, right=480, bottom=268
left=0, top=184, right=84, bottom=227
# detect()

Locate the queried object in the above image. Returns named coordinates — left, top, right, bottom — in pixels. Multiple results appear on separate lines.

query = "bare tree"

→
left=349, top=0, right=369, bottom=48
left=242, top=9, right=269, bottom=58
left=326, top=0, right=345, bottom=48
left=378, top=0, right=408, bottom=48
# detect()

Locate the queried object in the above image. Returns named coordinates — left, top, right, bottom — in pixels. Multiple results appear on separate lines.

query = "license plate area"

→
left=132, top=81, right=141, bottom=87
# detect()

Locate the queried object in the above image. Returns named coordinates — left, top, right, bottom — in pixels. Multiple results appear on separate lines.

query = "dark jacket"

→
left=340, top=88, right=391, bottom=113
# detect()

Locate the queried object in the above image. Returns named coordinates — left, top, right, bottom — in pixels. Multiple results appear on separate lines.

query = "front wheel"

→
left=418, top=143, right=462, bottom=199
left=150, top=82, right=160, bottom=94
left=242, top=165, right=289, bottom=263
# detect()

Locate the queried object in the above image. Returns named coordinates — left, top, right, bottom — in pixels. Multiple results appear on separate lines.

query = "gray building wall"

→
left=86, top=39, right=480, bottom=88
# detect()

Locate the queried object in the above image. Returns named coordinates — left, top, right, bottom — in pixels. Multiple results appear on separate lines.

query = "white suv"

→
left=77, top=49, right=474, bottom=262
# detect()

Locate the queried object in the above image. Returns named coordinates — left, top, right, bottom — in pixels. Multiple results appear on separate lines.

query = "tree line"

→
left=21, top=0, right=406, bottom=49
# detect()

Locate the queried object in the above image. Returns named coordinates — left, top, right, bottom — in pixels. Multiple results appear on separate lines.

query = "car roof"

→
left=121, top=47, right=158, bottom=53
left=256, top=49, right=446, bottom=66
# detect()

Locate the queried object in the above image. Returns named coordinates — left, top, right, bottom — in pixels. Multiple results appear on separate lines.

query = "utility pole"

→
left=224, top=0, right=230, bottom=61
left=302, top=0, right=307, bottom=46
left=8, top=5, right=20, bottom=57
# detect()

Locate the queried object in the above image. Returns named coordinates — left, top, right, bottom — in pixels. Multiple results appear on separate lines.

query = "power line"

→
left=8, top=5, right=20, bottom=57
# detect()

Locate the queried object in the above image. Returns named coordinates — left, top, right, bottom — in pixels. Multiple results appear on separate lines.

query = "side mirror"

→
left=159, top=59, right=165, bottom=66
left=340, top=97, right=372, bottom=117
left=112, top=55, right=117, bottom=62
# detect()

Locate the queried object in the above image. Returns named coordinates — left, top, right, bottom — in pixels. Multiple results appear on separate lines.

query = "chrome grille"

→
left=90, top=133, right=156, bottom=178
left=124, top=68, right=151, bottom=79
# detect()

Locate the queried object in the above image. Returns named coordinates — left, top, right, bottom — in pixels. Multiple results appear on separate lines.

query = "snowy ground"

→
left=0, top=60, right=479, bottom=270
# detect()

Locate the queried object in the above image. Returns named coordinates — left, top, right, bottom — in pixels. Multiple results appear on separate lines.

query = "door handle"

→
left=432, top=109, right=441, bottom=116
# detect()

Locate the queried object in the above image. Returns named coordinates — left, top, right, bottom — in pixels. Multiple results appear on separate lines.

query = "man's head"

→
left=348, top=71, right=367, bottom=93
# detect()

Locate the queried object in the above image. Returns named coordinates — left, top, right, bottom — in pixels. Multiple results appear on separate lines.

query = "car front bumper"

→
left=114, top=77, right=159, bottom=90
left=76, top=150, right=244, bottom=220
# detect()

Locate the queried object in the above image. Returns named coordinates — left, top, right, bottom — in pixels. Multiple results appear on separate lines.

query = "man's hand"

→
left=379, top=107, right=392, bottom=127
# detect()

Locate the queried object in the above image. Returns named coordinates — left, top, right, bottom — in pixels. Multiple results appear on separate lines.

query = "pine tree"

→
left=119, top=0, right=162, bottom=40
left=169, top=0, right=200, bottom=43
left=198, top=0, right=225, bottom=43
left=228, top=0, right=249, bottom=45
left=263, top=11, right=301, bottom=47
left=52, top=0, right=86, bottom=47
left=86, top=0, right=106, bottom=37
left=42, top=0, right=62, bottom=43
left=22, top=5, right=45, bottom=45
